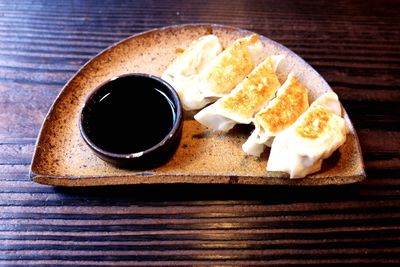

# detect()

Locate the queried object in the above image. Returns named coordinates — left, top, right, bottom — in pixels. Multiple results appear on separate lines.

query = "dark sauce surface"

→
left=82, top=77, right=176, bottom=154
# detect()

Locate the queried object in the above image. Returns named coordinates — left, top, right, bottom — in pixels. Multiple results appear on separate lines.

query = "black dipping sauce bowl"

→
left=79, top=73, right=183, bottom=169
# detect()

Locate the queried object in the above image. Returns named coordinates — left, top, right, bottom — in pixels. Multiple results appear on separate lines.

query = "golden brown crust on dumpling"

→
left=295, top=107, right=332, bottom=139
left=219, top=57, right=281, bottom=119
left=204, top=35, right=259, bottom=95
left=256, top=76, right=308, bottom=133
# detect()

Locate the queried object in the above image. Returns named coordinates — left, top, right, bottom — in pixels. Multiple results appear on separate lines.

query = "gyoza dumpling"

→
left=242, top=74, right=309, bottom=156
left=161, top=35, right=223, bottom=109
left=266, top=92, right=348, bottom=178
left=194, top=55, right=284, bottom=131
left=183, top=34, right=265, bottom=110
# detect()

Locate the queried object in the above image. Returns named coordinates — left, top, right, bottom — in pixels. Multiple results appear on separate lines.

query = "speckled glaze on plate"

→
left=30, top=24, right=365, bottom=186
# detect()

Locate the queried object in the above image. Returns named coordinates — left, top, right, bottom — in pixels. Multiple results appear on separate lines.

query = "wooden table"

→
left=1, top=0, right=399, bottom=265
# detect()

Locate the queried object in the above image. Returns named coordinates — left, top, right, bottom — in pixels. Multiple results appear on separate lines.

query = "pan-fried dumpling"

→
left=242, top=74, right=309, bottom=156
left=194, top=55, right=284, bottom=131
left=266, top=92, right=347, bottom=178
left=182, top=34, right=265, bottom=110
left=161, top=35, right=223, bottom=110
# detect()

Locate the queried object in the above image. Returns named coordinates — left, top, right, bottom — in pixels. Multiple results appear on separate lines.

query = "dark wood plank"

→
left=0, top=0, right=399, bottom=265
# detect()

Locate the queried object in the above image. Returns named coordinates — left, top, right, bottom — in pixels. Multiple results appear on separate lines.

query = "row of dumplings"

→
left=162, top=34, right=348, bottom=178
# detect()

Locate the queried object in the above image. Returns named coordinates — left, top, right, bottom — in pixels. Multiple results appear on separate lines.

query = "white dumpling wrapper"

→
left=242, top=73, right=309, bottom=156
left=182, top=35, right=265, bottom=110
left=161, top=35, right=223, bottom=110
left=194, top=55, right=284, bottom=132
left=266, top=92, right=348, bottom=178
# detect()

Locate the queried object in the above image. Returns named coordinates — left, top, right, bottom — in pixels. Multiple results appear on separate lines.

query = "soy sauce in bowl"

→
left=84, top=79, right=176, bottom=154
left=80, top=74, right=182, bottom=168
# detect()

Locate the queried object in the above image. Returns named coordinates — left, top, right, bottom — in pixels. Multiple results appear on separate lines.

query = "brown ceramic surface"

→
left=30, top=24, right=365, bottom=186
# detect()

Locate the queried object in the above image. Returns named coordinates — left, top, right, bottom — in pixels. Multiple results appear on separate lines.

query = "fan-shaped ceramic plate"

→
left=30, top=24, right=365, bottom=186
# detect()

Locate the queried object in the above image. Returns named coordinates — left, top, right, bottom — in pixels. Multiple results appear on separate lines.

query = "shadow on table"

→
left=54, top=183, right=362, bottom=204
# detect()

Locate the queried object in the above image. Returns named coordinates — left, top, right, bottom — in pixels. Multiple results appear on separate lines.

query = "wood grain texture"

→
left=0, top=0, right=399, bottom=265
